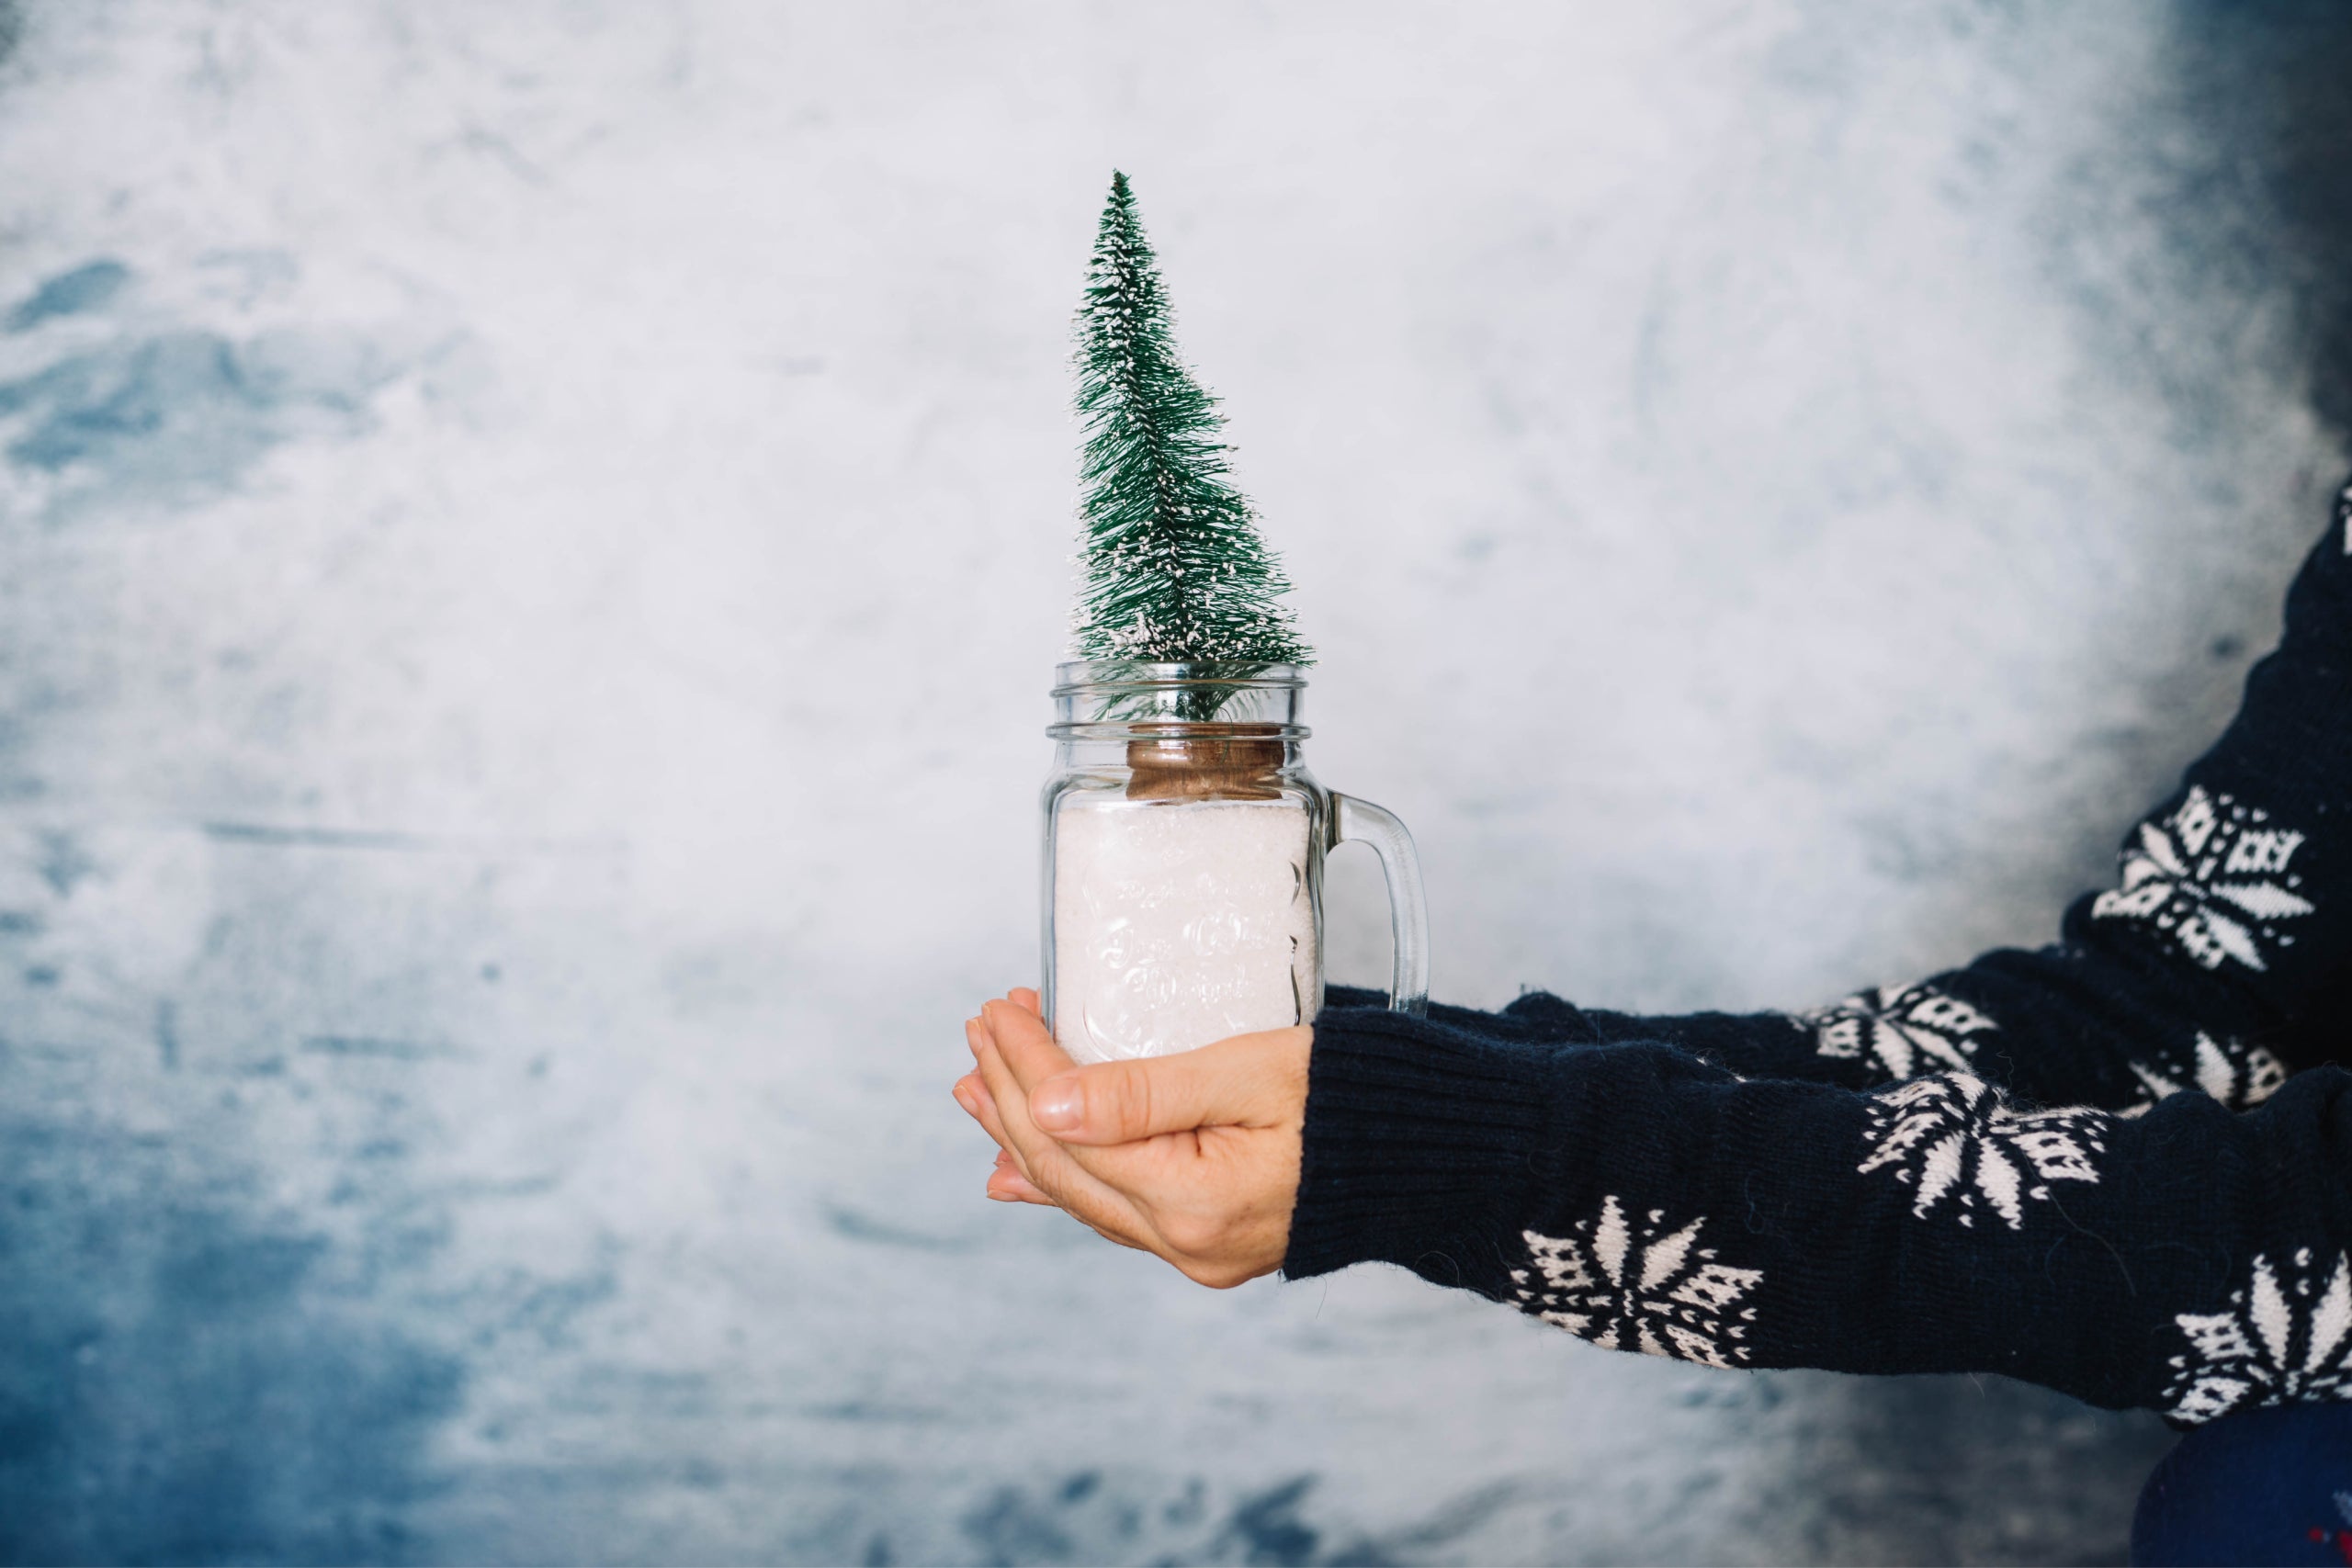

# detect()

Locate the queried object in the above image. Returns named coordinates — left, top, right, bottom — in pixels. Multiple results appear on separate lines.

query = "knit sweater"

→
left=1287, top=478, right=2352, bottom=1426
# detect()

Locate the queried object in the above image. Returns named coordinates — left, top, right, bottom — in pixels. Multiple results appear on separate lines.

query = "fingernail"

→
left=1032, top=1079, right=1080, bottom=1131
left=952, top=1082, right=975, bottom=1113
left=987, top=1188, right=1017, bottom=1201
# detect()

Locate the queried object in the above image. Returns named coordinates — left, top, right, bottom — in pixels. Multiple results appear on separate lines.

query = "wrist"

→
left=1282, top=1007, right=1551, bottom=1285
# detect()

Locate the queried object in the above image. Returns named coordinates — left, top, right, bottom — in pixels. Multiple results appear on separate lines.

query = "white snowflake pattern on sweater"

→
left=2091, top=785, right=2314, bottom=972
left=1510, top=1196, right=1763, bottom=1369
left=1803, top=983, right=1998, bottom=1081
left=1857, top=1073, right=2107, bottom=1230
left=2165, top=1249, right=2352, bottom=1423
left=2119, top=1032, right=2289, bottom=1117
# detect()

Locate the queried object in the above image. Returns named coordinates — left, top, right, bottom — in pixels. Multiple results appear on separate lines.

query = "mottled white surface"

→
left=0, top=2, right=2341, bottom=1562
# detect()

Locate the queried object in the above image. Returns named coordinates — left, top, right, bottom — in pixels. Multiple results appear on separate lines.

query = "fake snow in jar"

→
left=1052, top=796, right=1318, bottom=1062
left=1041, top=663, right=1429, bottom=1065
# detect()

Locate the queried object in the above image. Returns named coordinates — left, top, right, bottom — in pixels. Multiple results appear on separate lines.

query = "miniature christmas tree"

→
left=1070, top=173, right=1312, bottom=690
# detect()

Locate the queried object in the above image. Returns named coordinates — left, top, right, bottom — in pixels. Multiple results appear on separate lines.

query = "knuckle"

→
left=1020, top=1151, right=1069, bottom=1199
left=1105, top=1063, right=1155, bottom=1137
left=1158, top=1210, right=1220, bottom=1258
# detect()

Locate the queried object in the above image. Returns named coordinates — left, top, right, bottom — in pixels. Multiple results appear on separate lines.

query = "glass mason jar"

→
left=1042, top=661, right=1429, bottom=1064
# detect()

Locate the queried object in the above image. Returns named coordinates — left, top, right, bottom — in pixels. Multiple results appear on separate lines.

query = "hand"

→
left=952, top=990, right=1310, bottom=1289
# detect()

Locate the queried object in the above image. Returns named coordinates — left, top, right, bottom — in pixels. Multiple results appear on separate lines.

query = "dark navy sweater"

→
left=1288, top=477, right=2352, bottom=1426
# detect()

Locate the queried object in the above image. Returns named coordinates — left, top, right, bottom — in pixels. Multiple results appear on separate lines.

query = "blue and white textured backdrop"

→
left=1, top=3, right=2347, bottom=1562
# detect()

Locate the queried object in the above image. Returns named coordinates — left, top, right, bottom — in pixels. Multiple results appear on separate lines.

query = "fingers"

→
left=961, top=1003, right=1067, bottom=1213
left=971, top=1029, right=1156, bottom=1247
left=1007, top=987, right=1041, bottom=1016
left=958, top=1027, right=1034, bottom=1185
left=963, top=1007, right=1193, bottom=1192
left=978, top=998, right=1077, bottom=1094
left=985, top=1154, right=1147, bottom=1258
left=954, top=1063, right=1014, bottom=1156
left=1028, top=1025, right=1310, bottom=1146
left=987, top=1153, right=1054, bottom=1206
left=956, top=998, right=1308, bottom=1290
left=959, top=1022, right=1050, bottom=1197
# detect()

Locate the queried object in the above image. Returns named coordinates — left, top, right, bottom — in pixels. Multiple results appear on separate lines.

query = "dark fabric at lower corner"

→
left=2132, top=1402, right=2352, bottom=1565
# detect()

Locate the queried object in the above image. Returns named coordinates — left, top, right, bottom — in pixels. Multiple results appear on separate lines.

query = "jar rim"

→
left=1051, top=660, right=1307, bottom=696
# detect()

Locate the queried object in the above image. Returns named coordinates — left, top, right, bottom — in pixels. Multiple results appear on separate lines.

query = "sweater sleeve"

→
left=1283, top=481, right=2352, bottom=1422
left=1285, top=1007, right=2352, bottom=1424
left=1320, top=479, right=2352, bottom=1116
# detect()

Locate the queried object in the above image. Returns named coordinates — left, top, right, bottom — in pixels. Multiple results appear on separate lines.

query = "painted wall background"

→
left=1, top=2, right=2347, bottom=1562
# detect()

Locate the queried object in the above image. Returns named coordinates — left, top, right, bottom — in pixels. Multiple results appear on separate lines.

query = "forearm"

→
left=1288, top=1005, right=2352, bottom=1421
left=1321, top=482, right=2352, bottom=1113
left=1324, top=983, right=1836, bottom=1087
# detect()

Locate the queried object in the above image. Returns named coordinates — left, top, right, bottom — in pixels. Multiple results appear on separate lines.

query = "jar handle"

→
left=1330, top=794, right=1430, bottom=1017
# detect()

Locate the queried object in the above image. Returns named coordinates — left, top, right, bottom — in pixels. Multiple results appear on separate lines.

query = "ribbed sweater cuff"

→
left=1282, top=1006, right=1551, bottom=1285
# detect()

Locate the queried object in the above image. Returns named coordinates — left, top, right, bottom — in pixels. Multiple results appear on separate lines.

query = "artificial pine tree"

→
left=1070, top=173, right=1312, bottom=698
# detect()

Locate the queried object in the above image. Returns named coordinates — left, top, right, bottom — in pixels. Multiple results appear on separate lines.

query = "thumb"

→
left=1026, top=1030, right=1299, bottom=1145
